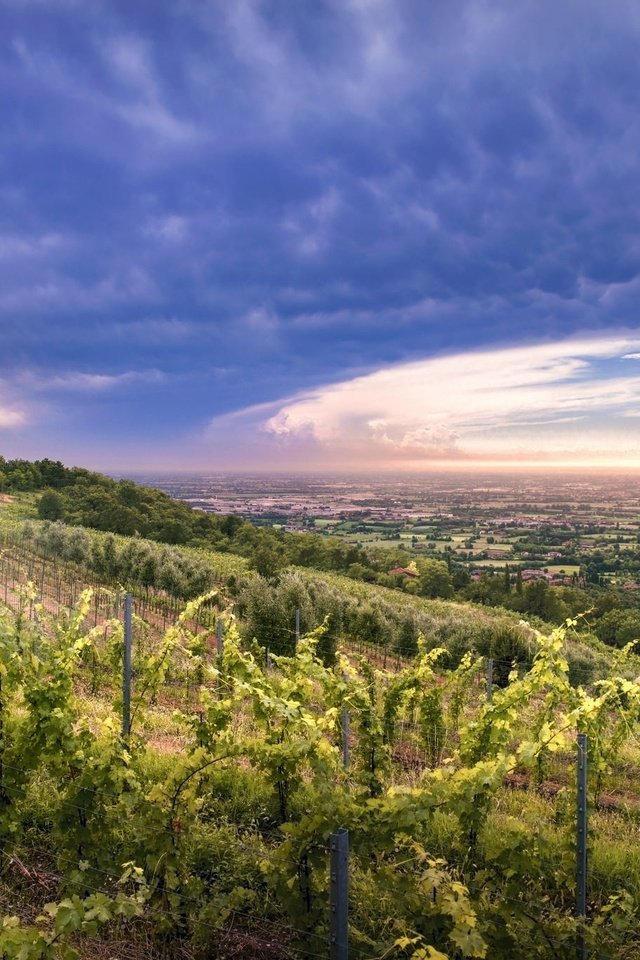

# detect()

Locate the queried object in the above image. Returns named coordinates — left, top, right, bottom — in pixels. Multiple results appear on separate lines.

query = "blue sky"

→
left=1, top=0, right=640, bottom=471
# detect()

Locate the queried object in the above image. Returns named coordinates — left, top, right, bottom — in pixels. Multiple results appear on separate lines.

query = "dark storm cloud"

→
left=0, top=0, right=639, bottom=464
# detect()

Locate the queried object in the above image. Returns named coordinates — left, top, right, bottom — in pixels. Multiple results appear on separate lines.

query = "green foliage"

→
left=37, top=490, right=64, bottom=521
left=0, top=869, right=146, bottom=960
left=20, top=519, right=225, bottom=600
left=414, top=558, right=455, bottom=599
left=596, top=608, right=640, bottom=649
left=5, top=457, right=379, bottom=581
left=1, top=576, right=640, bottom=958
left=238, top=571, right=338, bottom=663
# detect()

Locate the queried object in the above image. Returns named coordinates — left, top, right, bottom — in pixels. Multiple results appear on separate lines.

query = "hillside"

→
left=0, top=458, right=383, bottom=580
left=1, top=466, right=640, bottom=957
left=4, top=460, right=640, bottom=660
left=0, top=474, right=632, bottom=686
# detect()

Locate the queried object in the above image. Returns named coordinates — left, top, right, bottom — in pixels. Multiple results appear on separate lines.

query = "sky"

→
left=1, top=0, right=640, bottom=473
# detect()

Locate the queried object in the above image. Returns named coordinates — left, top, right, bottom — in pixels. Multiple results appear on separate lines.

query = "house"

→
left=521, top=569, right=552, bottom=581
left=387, top=566, right=418, bottom=578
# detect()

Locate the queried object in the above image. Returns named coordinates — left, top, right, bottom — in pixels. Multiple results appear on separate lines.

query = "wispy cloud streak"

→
left=203, top=336, right=640, bottom=467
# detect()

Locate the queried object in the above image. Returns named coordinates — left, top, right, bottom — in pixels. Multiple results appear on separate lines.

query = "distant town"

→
left=136, top=472, right=640, bottom=591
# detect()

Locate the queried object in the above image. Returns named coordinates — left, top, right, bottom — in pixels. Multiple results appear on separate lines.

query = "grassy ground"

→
left=0, top=492, right=38, bottom=526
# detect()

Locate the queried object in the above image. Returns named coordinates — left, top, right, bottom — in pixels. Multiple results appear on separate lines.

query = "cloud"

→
left=204, top=335, right=640, bottom=467
left=143, top=216, right=189, bottom=242
left=11, top=30, right=197, bottom=151
left=0, top=376, right=29, bottom=429
left=0, top=232, right=66, bottom=260
left=4, top=2, right=640, bottom=468
left=0, top=268, right=159, bottom=315
left=105, top=318, right=194, bottom=343
left=17, top=369, right=165, bottom=392
left=2, top=0, right=80, bottom=6
left=100, top=35, right=199, bottom=143
left=0, top=406, right=25, bottom=429
left=281, top=187, right=343, bottom=259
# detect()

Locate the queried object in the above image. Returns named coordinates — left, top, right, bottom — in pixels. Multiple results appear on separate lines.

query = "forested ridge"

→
left=0, top=457, right=384, bottom=578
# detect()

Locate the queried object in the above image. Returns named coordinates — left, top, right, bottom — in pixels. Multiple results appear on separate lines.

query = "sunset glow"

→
left=201, top=336, right=640, bottom=471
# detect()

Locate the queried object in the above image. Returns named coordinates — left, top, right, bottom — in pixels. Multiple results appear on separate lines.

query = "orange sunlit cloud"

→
left=204, top=335, right=640, bottom=470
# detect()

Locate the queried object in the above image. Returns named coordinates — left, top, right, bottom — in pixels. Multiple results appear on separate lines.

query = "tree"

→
left=252, top=543, right=287, bottom=579
left=415, top=558, right=454, bottom=599
left=101, top=535, right=119, bottom=580
left=595, top=609, right=640, bottom=649
left=37, top=489, right=64, bottom=521
left=521, top=579, right=564, bottom=621
left=220, top=514, right=244, bottom=537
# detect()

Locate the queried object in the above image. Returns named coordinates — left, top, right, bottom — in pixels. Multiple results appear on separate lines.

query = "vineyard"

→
left=0, top=514, right=619, bottom=676
left=0, top=530, right=639, bottom=959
